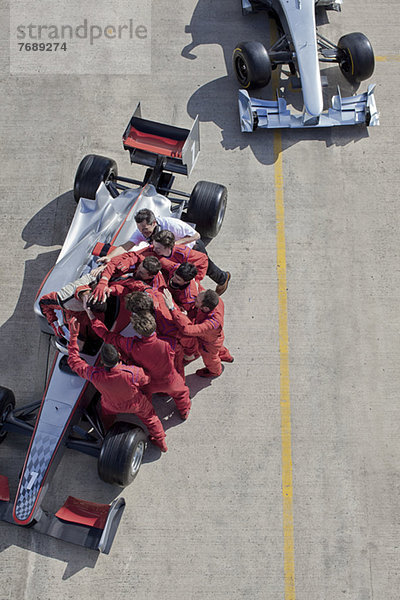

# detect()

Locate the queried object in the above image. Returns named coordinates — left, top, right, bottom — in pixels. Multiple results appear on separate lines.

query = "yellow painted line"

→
left=269, top=40, right=400, bottom=600
left=376, top=55, right=400, bottom=62
left=273, top=130, right=296, bottom=600
left=269, top=20, right=295, bottom=595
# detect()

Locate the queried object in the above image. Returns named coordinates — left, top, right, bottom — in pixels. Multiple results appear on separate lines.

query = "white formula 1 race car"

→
left=0, top=106, right=227, bottom=553
left=234, top=0, right=379, bottom=129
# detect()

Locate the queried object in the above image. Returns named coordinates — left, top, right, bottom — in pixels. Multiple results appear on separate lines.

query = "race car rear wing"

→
left=123, top=103, right=200, bottom=176
left=238, top=84, right=379, bottom=130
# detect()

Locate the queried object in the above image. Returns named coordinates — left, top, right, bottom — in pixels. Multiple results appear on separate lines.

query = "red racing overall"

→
left=90, top=318, right=191, bottom=417
left=67, top=334, right=166, bottom=446
left=170, top=298, right=233, bottom=376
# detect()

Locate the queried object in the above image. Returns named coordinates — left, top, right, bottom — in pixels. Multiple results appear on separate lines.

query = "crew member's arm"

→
left=67, top=318, right=96, bottom=380
left=165, top=218, right=200, bottom=247
left=108, top=281, right=130, bottom=296
left=170, top=308, right=218, bottom=336
left=163, top=290, right=218, bottom=337
left=97, top=241, right=134, bottom=263
left=175, top=231, right=200, bottom=246
left=91, top=252, right=140, bottom=302
left=97, top=228, right=150, bottom=264
left=109, top=278, right=150, bottom=296
left=89, top=264, right=106, bottom=278
left=131, top=365, right=151, bottom=388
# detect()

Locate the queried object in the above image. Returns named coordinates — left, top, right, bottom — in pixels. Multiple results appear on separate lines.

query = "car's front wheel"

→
left=232, top=41, right=272, bottom=89
left=0, top=386, right=15, bottom=444
left=186, top=181, right=227, bottom=239
left=338, top=32, right=375, bottom=84
left=98, top=422, right=147, bottom=487
left=74, top=154, right=118, bottom=203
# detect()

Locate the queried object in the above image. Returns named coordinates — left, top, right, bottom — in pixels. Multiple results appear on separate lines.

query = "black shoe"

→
left=215, top=272, right=231, bottom=296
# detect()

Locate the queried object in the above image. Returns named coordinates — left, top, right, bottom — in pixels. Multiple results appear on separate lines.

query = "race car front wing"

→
left=0, top=352, right=126, bottom=554
left=238, top=84, right=379, bottom=130
left=242, top=0, right=342, bottom=15
left=0, top=475, right=125, bottom=553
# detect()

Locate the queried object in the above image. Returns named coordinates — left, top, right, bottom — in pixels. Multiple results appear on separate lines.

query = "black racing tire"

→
left=73, top=154, right=118, bottom=203
left=338, top=32, right=375, bottom=84
left=0, top=386, right=15, bottom=445
left=186, top=181, right=227, bottom=239
left=98, top=422, right=147, bottom=487
left=232, top=41, right=272, bottom=89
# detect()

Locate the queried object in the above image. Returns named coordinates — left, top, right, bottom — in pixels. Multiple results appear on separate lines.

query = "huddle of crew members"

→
left=39, top=210, right=233, bottom=453
left=98, top=208, right=231, bottom=295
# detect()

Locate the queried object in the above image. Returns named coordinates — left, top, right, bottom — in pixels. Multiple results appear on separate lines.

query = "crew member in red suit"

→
left=91, top=253, right=166, bottom=303
left=140, top=230, right=208, bottom=282
left=67, top=317, right=167, bottom=452
left=85, top=307, right=192, bottom=420
left=163, top=288, right=234, bottom=378
left=124, top=289, right=196, bottom=377
left=165, top=263, right=204, bottom=320
left=39, top=268, right=106, bottom=348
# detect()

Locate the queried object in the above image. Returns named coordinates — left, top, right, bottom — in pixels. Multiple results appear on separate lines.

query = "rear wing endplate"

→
left=123, top=103, right=200, bottom=176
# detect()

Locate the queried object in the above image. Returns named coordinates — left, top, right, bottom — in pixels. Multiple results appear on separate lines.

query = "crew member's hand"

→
left=90, top=280, right=110, bottom=303
left=163, top=289, right=175, bottom=310
left=50, top=321, right=66, bottom=338
left=68, top=317, right=80, bottom=337
left=96, top=255, right=111, bottom=265
left=90, top=264, right=106, bottom=277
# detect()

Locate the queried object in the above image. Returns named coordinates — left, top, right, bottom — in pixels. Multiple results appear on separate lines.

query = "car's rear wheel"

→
left=74, top=154, right=118, bottom=203
left=232, top=41, right=272, bottom=89
left=186, top=181, right=227, bottom=239
left=0, top=387, right=16, bottom=444
left=338, top=32, right=375, bottom=84
left=98, top=422, right=147, bottom=487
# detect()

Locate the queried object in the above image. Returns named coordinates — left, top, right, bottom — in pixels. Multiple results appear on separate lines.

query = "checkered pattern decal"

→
left=14, top=433, right=57, bottom=522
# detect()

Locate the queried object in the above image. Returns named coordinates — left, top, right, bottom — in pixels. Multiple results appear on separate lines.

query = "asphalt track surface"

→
left=0, top=1, right=399, bottom=599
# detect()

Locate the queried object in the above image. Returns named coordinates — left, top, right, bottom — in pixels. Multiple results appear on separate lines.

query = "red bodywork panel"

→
left=124, top=126, right=184, bottom=158
left=92, top=242, right=117, bottom=257
left=55, top=496, right=110, bottom=529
